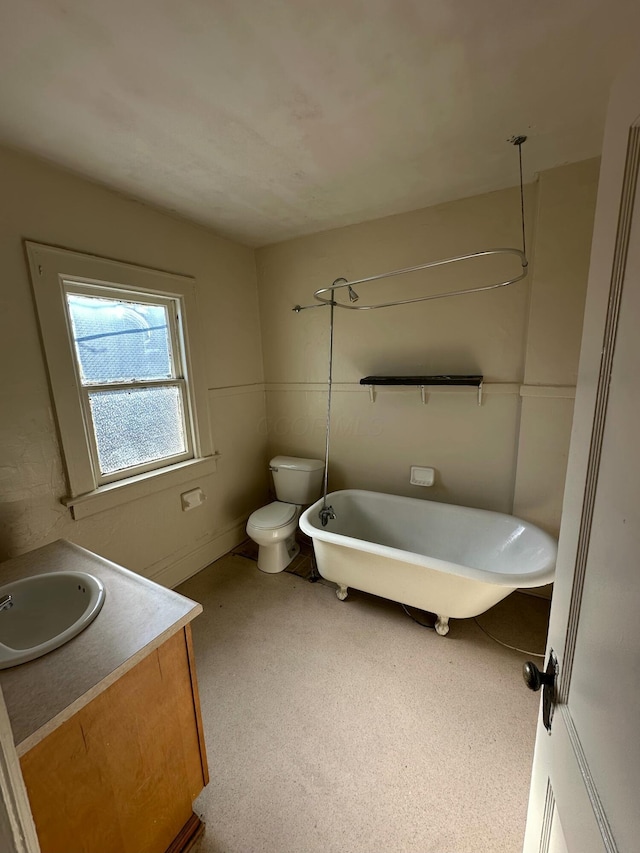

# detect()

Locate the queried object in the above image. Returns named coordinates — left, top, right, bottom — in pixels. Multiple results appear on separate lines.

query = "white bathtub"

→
left=299, top=489, right=556, bottom=635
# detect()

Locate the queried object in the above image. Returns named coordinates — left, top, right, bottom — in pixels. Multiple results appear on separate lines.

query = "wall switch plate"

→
left=410, top=466, right=435, bottom=487
left=181, top=487, right=206, bottom=511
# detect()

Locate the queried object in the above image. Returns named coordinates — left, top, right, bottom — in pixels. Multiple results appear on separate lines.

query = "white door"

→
left=0, top=684, right=40, bottom=853
left=523, top=54, right=640, bottom=853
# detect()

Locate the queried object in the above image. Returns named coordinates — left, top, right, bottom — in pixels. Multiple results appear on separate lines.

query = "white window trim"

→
left=63, top=281, right=195, bottom=484
left=26, top=242, right=218, bottom=519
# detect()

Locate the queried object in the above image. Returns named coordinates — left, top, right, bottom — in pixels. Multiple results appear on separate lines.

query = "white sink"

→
left=0, top=572, right=106, bottom=669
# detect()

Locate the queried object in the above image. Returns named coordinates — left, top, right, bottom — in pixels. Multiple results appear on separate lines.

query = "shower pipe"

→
left=293, top=137, right=529, bottom=525
left=294, top=248, right=529, bottom=527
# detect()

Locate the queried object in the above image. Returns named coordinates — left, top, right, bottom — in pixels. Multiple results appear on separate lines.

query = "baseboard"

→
left=148, top=522, right=247, bottom=589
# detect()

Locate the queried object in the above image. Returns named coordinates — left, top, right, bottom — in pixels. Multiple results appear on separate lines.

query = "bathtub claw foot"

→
left=336, top=585, right=349, bottom=601
left=435, top=615, right=450, bottom=636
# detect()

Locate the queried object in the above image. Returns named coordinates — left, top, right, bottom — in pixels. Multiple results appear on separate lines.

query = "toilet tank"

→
left=270, top=456, right=324, bottom=504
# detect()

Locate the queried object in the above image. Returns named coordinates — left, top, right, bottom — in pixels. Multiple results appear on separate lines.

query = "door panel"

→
left=523, top=52, right=640, bottom=853
left=527, top=711, right=606, bottom=853
left=549, top=804, right=569, bottom=853
left=569, top=187, right=640, bottom=849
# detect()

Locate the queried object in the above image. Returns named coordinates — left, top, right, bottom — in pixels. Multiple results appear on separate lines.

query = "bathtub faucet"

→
left=319, top=505, right=336, bottom=527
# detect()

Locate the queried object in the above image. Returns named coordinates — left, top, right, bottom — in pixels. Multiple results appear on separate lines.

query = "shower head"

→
left=348, top=285, right=359, bottom=303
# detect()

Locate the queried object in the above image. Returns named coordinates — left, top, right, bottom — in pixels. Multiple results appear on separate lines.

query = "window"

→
left=65, top=287, right=192, bottom=482
left=27, top=243, right=216, bottom=519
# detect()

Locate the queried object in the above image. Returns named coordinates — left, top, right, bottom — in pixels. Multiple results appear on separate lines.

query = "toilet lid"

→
left=248, top=501, right=297, bottom=530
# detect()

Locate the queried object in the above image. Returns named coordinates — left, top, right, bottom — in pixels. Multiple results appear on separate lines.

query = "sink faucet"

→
left=0, top=594, right=13, bottom=612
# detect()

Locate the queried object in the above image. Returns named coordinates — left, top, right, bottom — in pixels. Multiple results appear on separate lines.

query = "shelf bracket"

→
left=359, top=375, right=484, bottom=406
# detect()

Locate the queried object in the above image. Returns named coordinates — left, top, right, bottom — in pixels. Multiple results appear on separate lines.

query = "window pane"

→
left=66, top=293, right=173, bottom=384
left=88, top=386, right=187, bottom=475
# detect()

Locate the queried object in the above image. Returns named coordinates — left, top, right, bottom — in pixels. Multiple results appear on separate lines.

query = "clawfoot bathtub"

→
left=299, top=490, right=556, bottom=635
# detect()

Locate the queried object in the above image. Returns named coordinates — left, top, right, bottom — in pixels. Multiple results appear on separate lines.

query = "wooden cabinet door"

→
left=21, top=627, right=207, bottom=853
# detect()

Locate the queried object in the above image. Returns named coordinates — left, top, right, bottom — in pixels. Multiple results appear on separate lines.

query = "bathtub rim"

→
left=299, top=489, right=557, bottom=588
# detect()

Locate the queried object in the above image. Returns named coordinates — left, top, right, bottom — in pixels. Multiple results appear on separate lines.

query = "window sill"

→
left=63, top=454, right=220, bottom=520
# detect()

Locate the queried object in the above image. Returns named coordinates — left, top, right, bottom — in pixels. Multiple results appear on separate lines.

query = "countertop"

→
left=0, top=539, right=202, bottom=756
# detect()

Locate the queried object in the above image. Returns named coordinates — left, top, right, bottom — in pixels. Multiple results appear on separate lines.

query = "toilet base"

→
left=257, top=534, right=300, bottom=573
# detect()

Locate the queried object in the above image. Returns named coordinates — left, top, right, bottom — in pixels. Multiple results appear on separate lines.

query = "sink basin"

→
left=0, top=572, right=105, bottom=669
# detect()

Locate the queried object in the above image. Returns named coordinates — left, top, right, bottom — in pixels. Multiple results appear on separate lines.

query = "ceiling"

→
left=0, top=1, right=638, bottom=246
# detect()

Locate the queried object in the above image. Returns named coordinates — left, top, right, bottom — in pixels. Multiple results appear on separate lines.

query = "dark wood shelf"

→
left=359, top=374, right=483, bottom=387
left=359, top=374, right=484, bottom=405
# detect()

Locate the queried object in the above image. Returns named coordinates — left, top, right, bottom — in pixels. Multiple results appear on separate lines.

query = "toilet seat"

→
left=247, top=501, right=297, bottom=530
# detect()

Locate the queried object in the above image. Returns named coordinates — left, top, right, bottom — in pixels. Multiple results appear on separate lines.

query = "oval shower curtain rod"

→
left=292, top=246, right=528, bottom=312
left=293, top=136, right=529, bottom=313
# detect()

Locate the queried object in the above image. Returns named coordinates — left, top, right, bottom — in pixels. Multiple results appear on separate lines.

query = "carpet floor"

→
left=177, top=551, right=550, bottom=853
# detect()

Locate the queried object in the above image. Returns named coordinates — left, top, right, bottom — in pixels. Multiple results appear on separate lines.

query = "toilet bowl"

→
left=246, top=456, right=324, bottom=574
left=246, top=502, right=300, bottom=574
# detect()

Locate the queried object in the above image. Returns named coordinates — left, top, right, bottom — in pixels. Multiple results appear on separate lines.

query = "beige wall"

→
left=256, top=159, right=600, bottom=531
left=513, top=159, right=600, bottom=535
left=0, top=144, right=599, bottom=588
left=0, top=146, right=268, bottom=583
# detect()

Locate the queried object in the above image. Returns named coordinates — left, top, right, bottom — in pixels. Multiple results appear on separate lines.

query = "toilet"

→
left=246, top=456, right=324, bottom=573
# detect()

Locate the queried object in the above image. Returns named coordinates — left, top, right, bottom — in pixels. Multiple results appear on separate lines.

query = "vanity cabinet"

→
left=19, top=625, right=208, bottom=853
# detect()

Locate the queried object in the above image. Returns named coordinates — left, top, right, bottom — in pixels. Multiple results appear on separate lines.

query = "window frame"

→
left=27, top=242, right=216, bottom=519
left=63, top=281, right=195, bottom=484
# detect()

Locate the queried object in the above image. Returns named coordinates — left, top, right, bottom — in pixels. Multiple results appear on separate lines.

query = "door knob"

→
left=522, top=650, right=558, bottom=732
left=522, top=661, right=554, bottom=692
